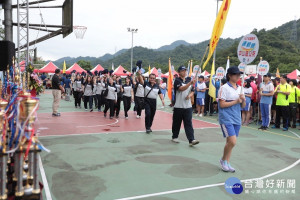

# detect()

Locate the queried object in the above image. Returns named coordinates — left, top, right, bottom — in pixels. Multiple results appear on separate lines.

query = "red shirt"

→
left=250, top=82, right=257, bottom=102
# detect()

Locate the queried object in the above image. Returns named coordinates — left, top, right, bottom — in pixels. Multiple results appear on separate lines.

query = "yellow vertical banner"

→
left=63, top=60, right=66, bottom=73
left=202, top=0, right=232, bottom=69
left=208, top=60, right=216, bottom=101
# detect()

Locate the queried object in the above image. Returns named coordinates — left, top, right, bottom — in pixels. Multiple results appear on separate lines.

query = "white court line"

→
left=38, top=127, right=219, bottom=138
left=38, top=155, right=52, bottom=200
left=288, top=130, right=300, bottom=139
left=115, top=159, right=300, bottom=200
left=76, top=119, right=119, bottom=128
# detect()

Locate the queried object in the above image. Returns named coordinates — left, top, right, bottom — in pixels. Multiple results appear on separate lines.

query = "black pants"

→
left=144, top=99, right=156, bottom=129
left=172, top=107, right=195, bottom=143
left=134, top=96, right=137, bottom=112
left=123, top=96, right=132, bottom=117
left=93, top=95, right=98, bottom=108
left=136, top=96, right=143, bottom=116
left=74, top=91, right=82, bottom=107
left=96, top=94, right=103, bottom=110
left=275, top=105, right=289, bottom=129
left=104, top=99, right=115, bottom=117
left=204, top=96, right=213, bottom=114
left=84, top=96, right=93, bottom=109
left=289, top=103, right=298, bottom=127
left=114, top=96, right=122, bottom=117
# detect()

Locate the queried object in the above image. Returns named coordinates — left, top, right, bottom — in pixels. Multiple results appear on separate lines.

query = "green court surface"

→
left=37, top=91, right=300, bottom=200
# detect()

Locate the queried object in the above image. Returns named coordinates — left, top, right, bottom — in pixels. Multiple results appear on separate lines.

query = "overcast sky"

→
left=4, top=0, right=300, bottom=61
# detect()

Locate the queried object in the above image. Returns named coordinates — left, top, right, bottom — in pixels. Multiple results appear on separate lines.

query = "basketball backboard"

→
left=62, top=0, right=73, bottom=38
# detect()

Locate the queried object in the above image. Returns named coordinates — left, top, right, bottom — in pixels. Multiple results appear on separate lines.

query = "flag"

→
left=276, top=68, right=280, bottom=78
left=225, top=56, right=230, bottom=75
left=202, top=0, right=232, bottom=69
left=63, top=60, right=66, bottom=73
left=148, top=65, right=151, bottom=75
left=186, top=61, right=190, bottom=77
left=167, top=58, right=173, bottom=101
left=208, top=59, right=216, bottom=101
left=189, top=60, right=193, bottom=77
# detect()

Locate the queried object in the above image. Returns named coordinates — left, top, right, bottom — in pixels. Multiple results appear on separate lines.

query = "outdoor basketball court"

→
left=36, top=91, right=300, bottom=200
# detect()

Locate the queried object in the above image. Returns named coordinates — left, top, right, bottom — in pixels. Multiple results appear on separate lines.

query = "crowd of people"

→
left=45, top=63, right=300, bottom=173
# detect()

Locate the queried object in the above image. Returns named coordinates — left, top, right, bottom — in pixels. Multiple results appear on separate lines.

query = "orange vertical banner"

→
left=167, top=58, right=173, bottom=101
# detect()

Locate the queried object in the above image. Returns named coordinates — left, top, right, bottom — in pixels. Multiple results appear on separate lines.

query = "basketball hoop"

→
left=73, top=26, right=87, bottom=39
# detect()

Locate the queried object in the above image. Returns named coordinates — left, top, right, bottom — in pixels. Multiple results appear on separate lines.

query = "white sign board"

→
left=158, top=68, right=162, bottom=79
left=245, top=65, right=257, bottom=75
left=237, top=34, right=259, bottom=64
left=238, top=62, right=247, bottom=73
left=216, top=67, right=225, bottom=79
left=257, top=60, right=270, bottom=76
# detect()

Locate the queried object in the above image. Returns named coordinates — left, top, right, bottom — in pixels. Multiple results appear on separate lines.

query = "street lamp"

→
left=128, top=27, right=138, bottom=73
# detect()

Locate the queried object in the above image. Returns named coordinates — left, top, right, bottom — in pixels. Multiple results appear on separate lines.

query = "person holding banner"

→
left=172, top=66, right=199, bottom=147
left=218, top=67, right=246, bottom=172
left=195, top=75, right=206, bottom=117
left=137, top=73, right=165, bottom=134
left=272, top=75, right=291, bottom=131
left=258, top=73, right=274, bottom=130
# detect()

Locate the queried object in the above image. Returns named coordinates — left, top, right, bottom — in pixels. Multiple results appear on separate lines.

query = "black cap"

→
left=227, top=66, right=242, bottom=75
left=263, top=72, right=271, bottom=77
left=198, top=75, right=204, bottom=79
left=178, top=66, right=187, bottom=72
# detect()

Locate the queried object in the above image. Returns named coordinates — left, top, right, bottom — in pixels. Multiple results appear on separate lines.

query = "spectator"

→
left=272, top=75, right=291, bottom=131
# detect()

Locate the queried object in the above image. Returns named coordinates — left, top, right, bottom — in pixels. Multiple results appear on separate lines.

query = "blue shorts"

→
left=196, top=98, right=205, bottom=106
left=241, top=102, right=251, bottom=111
left=220, top=124, right=241, bottom=138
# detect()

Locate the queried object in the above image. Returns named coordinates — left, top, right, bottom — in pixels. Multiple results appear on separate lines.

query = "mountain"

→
left=155, top=40, right=191, bottom=51
left=52, top=40, right=193, bottom=67
left=50, top=19, right=300, bottom=73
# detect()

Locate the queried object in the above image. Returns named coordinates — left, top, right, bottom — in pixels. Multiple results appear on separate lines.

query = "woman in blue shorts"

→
left=218, top=66, right=246, bottom=172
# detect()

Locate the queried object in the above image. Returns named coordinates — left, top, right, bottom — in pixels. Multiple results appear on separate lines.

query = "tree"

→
left=77, top=60, right=93, bottom=71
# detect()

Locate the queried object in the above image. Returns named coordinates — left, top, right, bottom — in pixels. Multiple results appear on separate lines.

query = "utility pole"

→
left=3, top=0, right=13, bottom=41
left=127, top=28, right=138, bottom=73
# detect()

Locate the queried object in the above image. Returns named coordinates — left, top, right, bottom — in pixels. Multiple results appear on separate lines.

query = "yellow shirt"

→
left=289, top=86, right=300, bottom=104
left=275, top=83, right=291, bottom=106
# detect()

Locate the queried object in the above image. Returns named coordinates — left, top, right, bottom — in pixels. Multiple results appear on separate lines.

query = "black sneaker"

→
left=90, top=109, right=93, bottom=112
left=146, top=129, right=151, bottom=134
left=104, top=113, right=107, bottom=118
left=150, top=128, right=152, bottom=132
left=258, top=126, right=264, bottom=130
left=75, top=106, right=77, bottom=108
left=52, top=113, right=60, bottom=117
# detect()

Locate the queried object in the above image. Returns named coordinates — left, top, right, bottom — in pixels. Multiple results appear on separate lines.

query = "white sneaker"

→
left=189, top=140, right=200, bottom=146
left=195, top=114, right=199, bottom=117
left=125, top=117, right=129, bottom=120
left=199, top=114, right=203, bottom=117
left=136, top=115, right=140, bottom=119
left=172, top=138, right=180, bottom=143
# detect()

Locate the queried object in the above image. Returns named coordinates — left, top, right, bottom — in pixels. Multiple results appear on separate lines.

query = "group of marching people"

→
left=68, top=62, right=166, bottom=134
left=52, top=61, right=300, bottom=174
